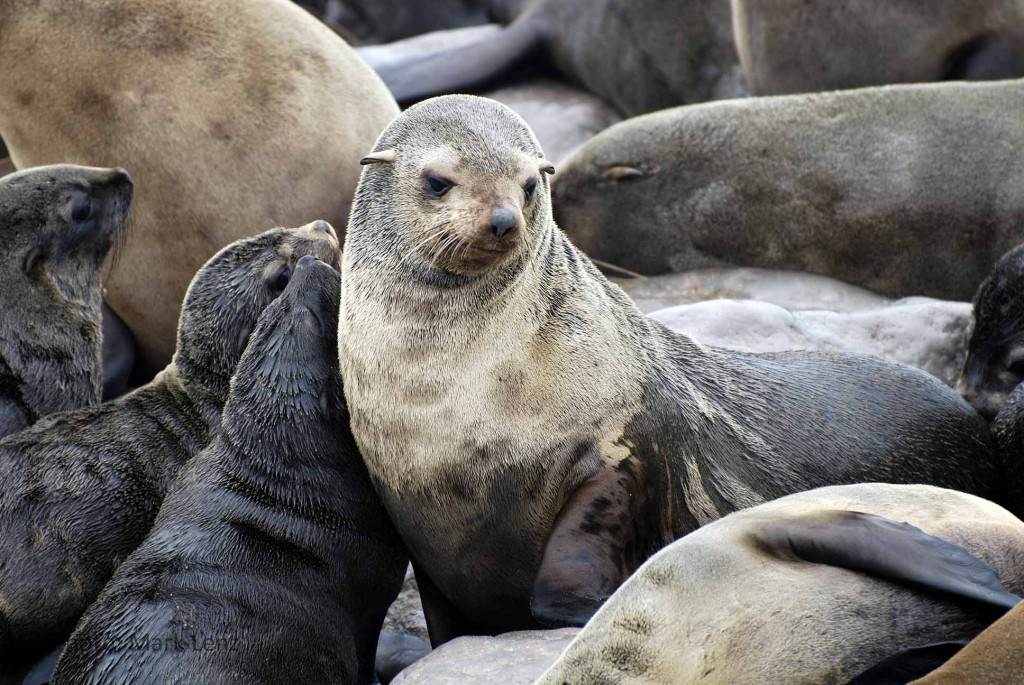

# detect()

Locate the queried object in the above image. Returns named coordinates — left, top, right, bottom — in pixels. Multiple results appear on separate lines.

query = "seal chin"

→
left=436, top=242, right=517, bottom=276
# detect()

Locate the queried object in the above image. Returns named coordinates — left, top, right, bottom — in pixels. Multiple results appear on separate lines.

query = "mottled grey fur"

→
left=340, top=95, right=995, bottom=638
left=0, top=165, right=131, bottom=437
left=553, top=79, right=1024, bottom=300
left=0, top=223, right=340, bottom=675
left=52, top=257, right=405, bottom=685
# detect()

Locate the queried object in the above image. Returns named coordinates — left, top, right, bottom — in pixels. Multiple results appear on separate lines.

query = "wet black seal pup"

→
left=0, top=222, right=340, bottom=677
left=339, top=95, right=996, bottom=643
left=0, top=164, right=132, bottom=437
left=52, top=255, right=406, bottom=685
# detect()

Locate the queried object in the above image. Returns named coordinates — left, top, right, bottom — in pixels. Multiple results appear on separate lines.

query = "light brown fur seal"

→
left=0, top=0, right=397, bottom=375
left=732, top=0, right=1024, bottom=95
left=339, top=95, right=995, bottom=644
left=552, top=79, right=1024, bottom=301
left=0, top=222, right=339, bottom=678
left=0, top=164, right=132, bottom=437
left=534, top=484, right=1024, bottom=685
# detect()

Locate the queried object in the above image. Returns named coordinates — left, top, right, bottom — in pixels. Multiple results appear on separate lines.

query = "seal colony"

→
left=0, top=165, right=132, bottom=437
left=339, top=95, right=996, bottom=641
left=0, top=0, right=397, bottom=374
left=52, top=256, right=406, bottom=685
left=0, top=222, right=340, bottom=675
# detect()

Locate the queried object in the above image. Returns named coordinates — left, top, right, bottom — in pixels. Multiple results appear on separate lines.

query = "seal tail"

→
left=357, top=22, right=542, bottom=104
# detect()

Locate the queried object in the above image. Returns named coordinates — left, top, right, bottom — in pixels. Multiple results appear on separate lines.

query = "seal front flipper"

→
left=753, top=510, right=1022, bottom=611
left=357, top=21, right=542, bottom=104
left=845, top=642, right=967, bottom=685
left=531, top=464, right=652, bottom=627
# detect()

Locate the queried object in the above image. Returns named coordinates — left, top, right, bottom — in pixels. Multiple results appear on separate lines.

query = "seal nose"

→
left=491, top=208, right=517, bottom=238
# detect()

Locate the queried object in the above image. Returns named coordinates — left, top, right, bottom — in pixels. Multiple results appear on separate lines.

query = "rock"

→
left=391, top=629, right=580, bottom=685
left=650, top=298, right=972, bottom=387
left=377, top=565, right=431, bottom=683
left=613, top=268, right=892, bottom=315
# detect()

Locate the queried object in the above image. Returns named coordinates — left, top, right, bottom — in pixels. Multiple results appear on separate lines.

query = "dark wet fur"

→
left=53, top=261, right=406, bottom=685
left=0, top=165, right=132, bottom=437
left=0, top=226, right=339, bottom=673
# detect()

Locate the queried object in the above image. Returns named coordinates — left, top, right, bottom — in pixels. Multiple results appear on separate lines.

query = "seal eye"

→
left=71, top=196, right=93, bottom=222
left=273, top=266, right=291, bottom=292
left=425, top=174, right=453, bottom=198
left=523, top=177, right=538, bottom=202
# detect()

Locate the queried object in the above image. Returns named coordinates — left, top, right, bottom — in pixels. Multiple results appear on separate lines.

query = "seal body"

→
left=0, top=223, right=340, bottom=674
left=52, top=257, right=405, bottom=685
left=339, top=95, right=996, bottom=638
left=552, top=79, right=1024, bottom=300
left=732, top=0, right=1024, bottom=95
left=535, top=484, right=1024, bottom=685
left=0, top=165, right=132, bottom=437
left=0, top=0, right=396, bottom=374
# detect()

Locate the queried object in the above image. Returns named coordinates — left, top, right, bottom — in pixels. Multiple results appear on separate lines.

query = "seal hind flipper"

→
left=358, top=22, right=542, bottom=104
left=531, top=465, right=650, bottom=627
left=413, top=560, right=486, bottom=647
left=845, top=641, right=967, bottom=685
left=753, top=510, right=1022, bottom=611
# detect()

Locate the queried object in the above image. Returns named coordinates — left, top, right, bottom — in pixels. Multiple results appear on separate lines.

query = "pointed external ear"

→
left=539, top=159, right=555, bottom=176
left=602, top=165, right=644, bottom=181
left=360, top=149, right=397, bottom=166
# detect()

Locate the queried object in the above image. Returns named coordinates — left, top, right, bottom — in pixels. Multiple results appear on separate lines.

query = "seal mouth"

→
left=465, top=243, right=513, bottom=256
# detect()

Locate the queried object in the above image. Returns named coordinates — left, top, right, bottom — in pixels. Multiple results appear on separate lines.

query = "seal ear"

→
left=602, top=166, right=644, bottom=181
left=360, top=149, right=397, bottom=166
left=539, top=159, right=555, bottom=176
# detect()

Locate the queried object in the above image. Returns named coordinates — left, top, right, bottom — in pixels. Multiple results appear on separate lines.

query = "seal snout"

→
left=491, top=207, right=518, bottom=238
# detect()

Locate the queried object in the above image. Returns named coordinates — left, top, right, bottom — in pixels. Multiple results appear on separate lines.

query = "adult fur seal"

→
left=731, top=0, right=1024, bottom=96
left=0, top=164, right=132, bottom=437
left=552, top=79, right=1024, bottom=300
left=339, top=95, right=996, bottom=643
left=0, top=222, right=340, bottom=677
left=534, top=484, right=1024, bottom=685
left=359, top=0, right=744, bottom=116
left=959, top=244, right=1024, bottom=420
left=0, top=0, right=396, bottom=375
left=52, top=256, right=406, bottom=685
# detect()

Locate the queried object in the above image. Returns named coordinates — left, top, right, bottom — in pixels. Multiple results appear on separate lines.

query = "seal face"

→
left=0, top=222, right=340, bottom=674
left=52, top=256, right=406, bottom=685
left=959, top=244, right=1024, bottom=420
left=0, top=164, right=132, bottom=437
left=340, top=95, right=995, bottom=640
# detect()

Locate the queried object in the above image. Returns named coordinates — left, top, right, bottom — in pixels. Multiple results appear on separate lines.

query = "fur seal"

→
left=552, top=79, right=1024, bottom=300
left=359, top=0, right=745, bottom=116
left=0, top=222, right=340, bottom=676
left=339, top=95, right=996, bottom=643
left=0, top=164, right=132, bottom=438
left=959, top=244, right=1024, bottom=420
left=732, top=0, right=1024, bottom=96
left=990, top=383, right=1024, bottom=519
left=0, top=0, right=397, bottom=375
left=52, top=255, right=406, bottom=685
left=534, top=483, right=1024, bottom=685
left=910, top=602, right=1024, bottom=684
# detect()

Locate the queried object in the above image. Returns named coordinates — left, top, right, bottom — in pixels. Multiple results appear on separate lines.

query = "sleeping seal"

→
left=339, top=95, right=996, bottom=643
left=52, top=256, right=406, bottom=685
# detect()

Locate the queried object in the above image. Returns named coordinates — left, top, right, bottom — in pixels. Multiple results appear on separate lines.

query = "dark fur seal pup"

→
left=52, top=256, right=406, bottom=685
left=732, top=0, right=1024, bottom=96
left=0, top=0, right=397, bottom=375
left=0, top=222, right=340, bottom=677
left=0, top=164, right=132, bottom=438
left=359, top=0, right=744, bottom=116
left=552, top=79, right=1024, bottom=299
left=339, top=95, right=996, bottom=643
left=959, top=244, right=1024, bottom=420
left=534, top=484, right=1024, bottom=685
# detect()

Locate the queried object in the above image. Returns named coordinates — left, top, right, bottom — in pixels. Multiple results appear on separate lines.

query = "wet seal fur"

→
left=534, top=484, right=1024, bottom=685
left=0, top=164, right=132, bottom=437
left=360, top=0, right=744, bottom=116
left=0, top=0, right=397, bottom=375
left=0, top=222, right=340, bottom=676
left=552, top=79, right=1024, bottom=300
left=732, top=0, right=1024, bottom=96
left=339, top=95, right=996, bottom=642
left=53, top=256, right=406, bottom=685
